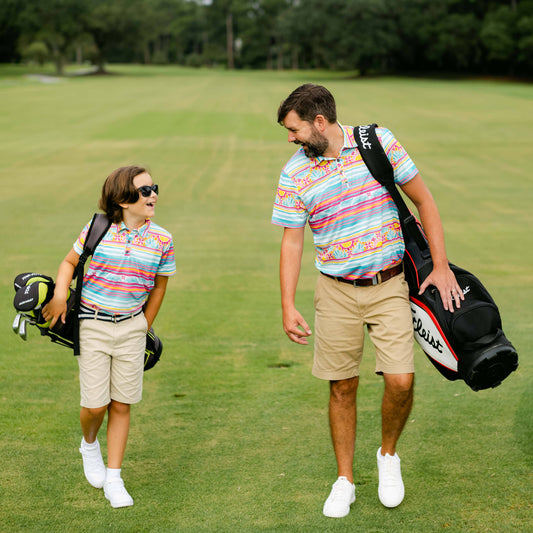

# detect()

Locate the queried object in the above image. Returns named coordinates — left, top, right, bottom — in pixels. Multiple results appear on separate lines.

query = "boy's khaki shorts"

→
left=78, top=313, right=148, bottom=408
left=313, top=272, right=414, bottom=381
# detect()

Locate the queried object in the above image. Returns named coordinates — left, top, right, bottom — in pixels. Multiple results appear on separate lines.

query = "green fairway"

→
left=1, top=65, right=531, bottom=532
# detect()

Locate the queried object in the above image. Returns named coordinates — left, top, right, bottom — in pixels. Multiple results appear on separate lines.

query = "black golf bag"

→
left=12, top=214, right=163, bottom=371
left=355, top=124, right=518, bottom=391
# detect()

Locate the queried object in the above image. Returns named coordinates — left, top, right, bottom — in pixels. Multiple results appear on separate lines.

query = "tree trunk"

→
left=226, top=11, right=234, bottom=69
left=291, top=48, right=298, bottom=70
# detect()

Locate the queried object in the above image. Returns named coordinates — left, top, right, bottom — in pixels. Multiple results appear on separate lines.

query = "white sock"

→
left=82, top=437, right=99, bottom=449
left=106, top=468, right=122, bottom=481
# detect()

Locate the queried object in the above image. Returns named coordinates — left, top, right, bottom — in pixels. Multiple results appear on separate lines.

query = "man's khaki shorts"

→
left=78, top=313, right=148, bottom=408
left=313, top=272, right=414, bottom=381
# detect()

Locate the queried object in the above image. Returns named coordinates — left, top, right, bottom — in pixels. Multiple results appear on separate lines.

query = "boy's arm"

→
left=42, top=248, right=80, bottom=328
left=143, top=275, right=169, bottom=330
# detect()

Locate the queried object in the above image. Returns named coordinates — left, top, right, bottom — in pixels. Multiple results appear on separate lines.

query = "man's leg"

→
left=329, top=377, right=359, bottom=482
left=323, top=377, right=358, bottom=518
left=377, top=372, right=414, bottom=508
left=381, top=372, right=414, bottom=455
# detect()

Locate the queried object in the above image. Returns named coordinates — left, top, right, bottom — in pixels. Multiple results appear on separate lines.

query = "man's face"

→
left=282, top=110, right=329, bottom=158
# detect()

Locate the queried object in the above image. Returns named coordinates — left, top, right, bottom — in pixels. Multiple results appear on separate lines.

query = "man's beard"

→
left=297, top=128, right=329, bottom=158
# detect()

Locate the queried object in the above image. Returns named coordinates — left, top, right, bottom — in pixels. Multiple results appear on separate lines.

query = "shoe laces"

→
left=329, top=477, right=352, bottom=501
left=380, top=455, right=401, bottom=485
left=80, top=445, right=102, bottom=467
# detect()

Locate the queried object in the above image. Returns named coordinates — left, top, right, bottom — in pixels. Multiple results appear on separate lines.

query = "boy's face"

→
left=124, top=172, right=158, bottom=221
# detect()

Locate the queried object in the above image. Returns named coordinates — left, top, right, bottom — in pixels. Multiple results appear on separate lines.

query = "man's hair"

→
left=277, top=83, right=337, bottom=125
left=99, top=165, right=147, bottom=223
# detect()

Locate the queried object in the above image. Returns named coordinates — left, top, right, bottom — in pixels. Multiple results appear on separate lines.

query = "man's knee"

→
left=330, top=377, right=359, bottom=402
left=383, top=373, right=414, bottom=404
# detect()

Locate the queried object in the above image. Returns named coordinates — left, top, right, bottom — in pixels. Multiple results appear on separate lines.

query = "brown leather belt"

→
left=321, top=263, right=403, bottom=287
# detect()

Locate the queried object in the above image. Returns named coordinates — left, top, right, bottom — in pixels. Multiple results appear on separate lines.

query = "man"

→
left=271, top=84, right=463, bottom=518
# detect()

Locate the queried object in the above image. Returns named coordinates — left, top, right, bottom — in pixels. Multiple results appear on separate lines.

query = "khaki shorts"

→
left=78, top=313, right=148, bottom=408
left=313, top=272, right=414, bottom=381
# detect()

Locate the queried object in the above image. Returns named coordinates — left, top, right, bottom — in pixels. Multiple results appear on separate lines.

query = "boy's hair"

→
left=99, top=166, right=147, bottom=223
left=277, top=84, right=337, bottom=125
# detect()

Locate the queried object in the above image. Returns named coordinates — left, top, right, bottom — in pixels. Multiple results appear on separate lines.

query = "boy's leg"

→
left=79, top=405, right=108, bottom=488
left=106, top=400, right=131, bottom=469
left=104, top=400, right=134, bottom=508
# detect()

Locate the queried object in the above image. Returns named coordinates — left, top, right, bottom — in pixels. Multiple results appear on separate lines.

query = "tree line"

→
left=1, top=0, right=532, bottom=77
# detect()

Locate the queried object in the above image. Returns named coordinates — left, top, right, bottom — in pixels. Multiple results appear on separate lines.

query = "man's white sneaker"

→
left=323, top=476, right=356, bottom=518
left=104, top=478, right=134, bottom=508
left=377, top=447, right=405, bottom=508
left=79, top=438, right=106, bottom=489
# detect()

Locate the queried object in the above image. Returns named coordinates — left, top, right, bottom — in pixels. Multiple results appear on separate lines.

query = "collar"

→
left=117, top=219, right=150, bottom=237
left=310, top=124, right=356, bottom=166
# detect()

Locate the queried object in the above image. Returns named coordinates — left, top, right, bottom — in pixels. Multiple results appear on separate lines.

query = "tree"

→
left=82, top=0, right=143, bottom=73
left=17, top=0, right=87, bottom=75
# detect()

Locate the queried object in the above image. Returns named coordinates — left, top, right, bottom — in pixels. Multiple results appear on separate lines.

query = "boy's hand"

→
left=42, top=297, right=67, bottom=329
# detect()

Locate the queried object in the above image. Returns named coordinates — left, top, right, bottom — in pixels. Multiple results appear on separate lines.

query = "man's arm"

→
left=400, top=174, right=464, bottom=312
left=280, top=226, right=312, bottom=344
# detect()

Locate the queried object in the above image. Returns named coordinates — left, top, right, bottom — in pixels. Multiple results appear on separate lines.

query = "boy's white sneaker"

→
left=79, top=438, right=106, bottom=489
left=377, top=447, right=405, bottom=508
left=104, top=478, right=134, bottom=508
left=323, top=476, right=356, bottom=518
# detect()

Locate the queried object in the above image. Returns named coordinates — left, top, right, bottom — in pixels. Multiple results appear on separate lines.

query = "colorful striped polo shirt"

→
left=271, top=125, right=418, bottom=279
left=73, top=219, right=176, bottom=314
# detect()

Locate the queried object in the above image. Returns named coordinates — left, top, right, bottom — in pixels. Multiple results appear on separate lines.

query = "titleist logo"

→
left=413, top=316, right=443, bottom=353
left=357, top=125, right=372, bottom=150
left=410, top=302, right=458, bottom=371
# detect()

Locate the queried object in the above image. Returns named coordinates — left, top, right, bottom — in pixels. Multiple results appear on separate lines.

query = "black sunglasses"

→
left=137, top=184, right=159, bottom=197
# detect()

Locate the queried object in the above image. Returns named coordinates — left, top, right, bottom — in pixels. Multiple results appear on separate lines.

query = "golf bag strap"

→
left=72, top=214, right=112, bottom=355
left=354, top=124, right=430, bottom=255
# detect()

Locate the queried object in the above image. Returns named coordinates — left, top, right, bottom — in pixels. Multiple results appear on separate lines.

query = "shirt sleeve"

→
left=377, top=127, right=419, bottom=186
left=156, top=235, right=177, bottom=277
left=72, top=221, right=92, bottom=255
left=271, top=168, right=308, bottom=228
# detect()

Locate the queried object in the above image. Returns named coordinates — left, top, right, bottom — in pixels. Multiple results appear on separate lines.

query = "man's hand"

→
left=419, top=264, right=464, bottom=313
left=283, top=307, right=312, bottom=345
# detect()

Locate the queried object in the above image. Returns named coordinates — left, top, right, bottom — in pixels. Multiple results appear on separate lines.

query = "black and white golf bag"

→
left=356, top=124, right=518, bottom=391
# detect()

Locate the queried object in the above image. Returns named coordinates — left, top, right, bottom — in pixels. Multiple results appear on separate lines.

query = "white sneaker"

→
left=104, top=478, right=134, bottom=508
left=323, top=476, right=356, bottom=518
left=79, top=438, right=106, bottom=489
left=377, top=447, right=405, bottom=508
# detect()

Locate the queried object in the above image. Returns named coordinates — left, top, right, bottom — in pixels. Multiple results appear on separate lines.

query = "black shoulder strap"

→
left=72, top=214, right=111, bottom=355
left=355, top=124, right=430, bottom=255
left=83, top=213, right=111, bottom=257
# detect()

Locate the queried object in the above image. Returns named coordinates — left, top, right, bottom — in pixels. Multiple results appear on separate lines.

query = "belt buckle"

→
left=371, top=272, right=380, bottom=286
